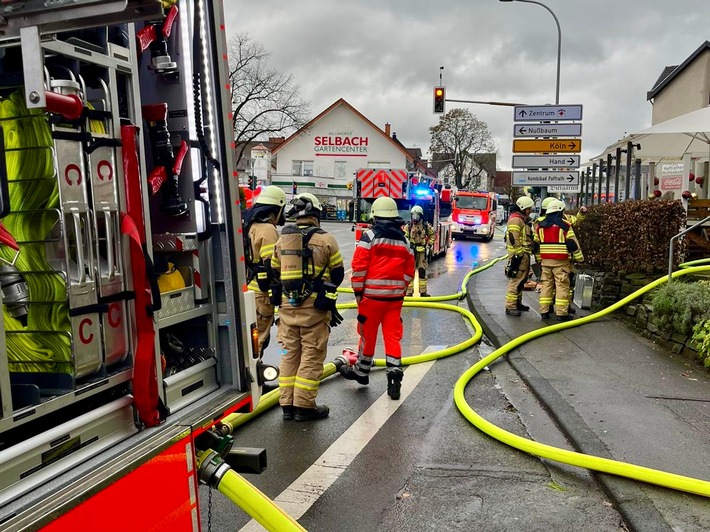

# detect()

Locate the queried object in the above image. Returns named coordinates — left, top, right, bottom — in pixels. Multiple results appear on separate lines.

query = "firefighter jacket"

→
left=247, top=219, right=279, bottom=292
left=533, top=214, right=584, bottom=265
left=271, top=217, right=344, bottom=309
left=505, top=211, right=533, bottom=257
left=404, top=220, right=435, bottom=249
left=351, top=220, right=415, bottom=300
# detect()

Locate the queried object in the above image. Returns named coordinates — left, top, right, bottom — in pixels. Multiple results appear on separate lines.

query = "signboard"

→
left=659, top=162, right=683, bottom=190
left=512, top=171, right=580, bottom=186
left=513, top=123, right=582, bottom=138
left=514, top=104, right=583, bottom=121
left=547, top=184, right=582, bottom=193
left=512, top=155, right=580, bottom=169
left=512, top=138, right=582, bottom=153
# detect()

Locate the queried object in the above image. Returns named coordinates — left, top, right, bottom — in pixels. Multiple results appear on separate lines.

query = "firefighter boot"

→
left=387, top=369, right=403, bottom=400
left=339, top=365, right=369, bottom=385
left=295, top=404, right=330, bottom=421
left=281, top=405, right=295, bottom=421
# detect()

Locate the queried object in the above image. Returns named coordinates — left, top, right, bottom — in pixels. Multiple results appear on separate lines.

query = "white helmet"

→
left=289, top=192, right=322, bottom=218
left=516, top=196, right=535, bottom=211
left=371, top=197, right=399, bottom=219
left=254, top=185, right=286, bottom=207
left=411, top=205, right=424, bottom=215
left=546, top=199, right=566, bottom=213
left=541, top=196, right=556, bottom=211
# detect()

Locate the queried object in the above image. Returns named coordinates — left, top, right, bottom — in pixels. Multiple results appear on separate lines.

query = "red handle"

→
left=44, top=91, right=83, bottom=121
left=0, top=221, right=19, bottom=251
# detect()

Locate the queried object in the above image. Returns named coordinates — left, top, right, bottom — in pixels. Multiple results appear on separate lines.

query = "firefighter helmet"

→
left=255, top=185, right=286, bottom=207
left=546, top=199, right=566, bottom=213
left=288, top=193, right=322, bottom=218
left=516, top=196, right=535, bottom=211
left=541, top=196, right=556, bottom=211
left=371, top=197, right=399, bottom=219
left=410, top=205, right=424, bottom=215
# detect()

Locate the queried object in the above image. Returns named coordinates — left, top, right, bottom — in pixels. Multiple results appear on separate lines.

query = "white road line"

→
left=238, top=354, right=438, bottom=532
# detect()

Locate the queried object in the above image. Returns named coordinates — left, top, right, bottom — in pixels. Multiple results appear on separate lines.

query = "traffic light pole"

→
left=445, top=99, right=525, bottom=107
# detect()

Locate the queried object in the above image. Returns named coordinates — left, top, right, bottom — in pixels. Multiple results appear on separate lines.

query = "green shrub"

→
left=652, top=281, right=710, bottom=335
left=575, top=200, right=686, bottom=273
left=691, top=320, right=710, bottom=369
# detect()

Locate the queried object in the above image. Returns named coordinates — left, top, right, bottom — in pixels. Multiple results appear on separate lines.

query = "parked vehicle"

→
left=451, top=191, right=498, bottom=242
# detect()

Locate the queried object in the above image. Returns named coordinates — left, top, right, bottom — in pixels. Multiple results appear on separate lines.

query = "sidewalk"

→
left=466, top=262, right=710, bottom=532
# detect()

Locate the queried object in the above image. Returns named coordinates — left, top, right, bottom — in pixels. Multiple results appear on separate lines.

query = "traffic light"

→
left=248, top=175, right=256, bottom=191
left=292, top=181, right=298, bottom=195
left=433, top=86, right=445, bottom=114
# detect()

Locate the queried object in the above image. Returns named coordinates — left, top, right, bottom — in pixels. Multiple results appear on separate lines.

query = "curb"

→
left=464, top=276, right=673, bottom=532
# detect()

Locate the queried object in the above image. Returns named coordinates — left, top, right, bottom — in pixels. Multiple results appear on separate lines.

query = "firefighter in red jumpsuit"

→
left=340, top=197, right=415, bottom=400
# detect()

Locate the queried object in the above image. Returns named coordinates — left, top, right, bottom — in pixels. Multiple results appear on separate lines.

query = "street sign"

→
left=512, top=138, right=582, bottom=153
left=547, top=184, right=582, bottom=193
left=514, top=104, right=583, bottom=121
left=512, top=155, right=580, bottom=169
left=513, top=123, right=582, bottom=138
left=512, top=171, right=580, bottom=186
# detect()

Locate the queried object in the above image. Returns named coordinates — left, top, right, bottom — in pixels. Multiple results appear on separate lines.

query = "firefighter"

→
left=534, top=199, right=584, bottom=322
left=504, top=196, right=535, bottom=316
left=404, top=205, right=435, bottom=297
left=242, top=186, right=286, bottom=354
left=271, top=193, right=344, bottom=421
left=340, top=197, right=415, bottom=400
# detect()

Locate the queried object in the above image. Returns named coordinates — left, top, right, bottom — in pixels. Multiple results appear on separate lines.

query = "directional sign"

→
left=512, top=155, right=580, bottom=169
left=512, top=171, right=580, bottom=186
left=547, top=184, right=582, bottom=193
left=514, top=123, right=582, bottom=138
left=514, top=104, right=583, bottom=122
left=513, top=138, right=582, bottom=153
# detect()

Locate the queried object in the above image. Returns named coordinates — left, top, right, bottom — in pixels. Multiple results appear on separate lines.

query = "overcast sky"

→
left=225, top=0, right=709, bottom=170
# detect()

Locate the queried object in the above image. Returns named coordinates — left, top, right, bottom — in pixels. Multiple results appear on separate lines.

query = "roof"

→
left=647, top=41, right=710, bottom=100
left=270, top=98, right=414, bottom=164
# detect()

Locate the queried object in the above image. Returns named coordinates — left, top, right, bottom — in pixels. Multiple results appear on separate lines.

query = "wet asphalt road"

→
left=199, top=222, right=625, bottom=532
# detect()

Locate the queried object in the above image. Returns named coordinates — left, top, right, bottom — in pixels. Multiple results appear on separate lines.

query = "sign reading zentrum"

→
left=514, top=104, right=583, bottom=121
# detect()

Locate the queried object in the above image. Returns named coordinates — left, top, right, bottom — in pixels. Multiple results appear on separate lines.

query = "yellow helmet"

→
left=288, top=193, right=322, bottom=218
left=255, top=185, right=286, bottom=207
left=516, top=196, right=535, bottom=210
left=541, top=196, right=556, bottom=210
left=371, top=197, right=399, bottom=219
left=546, top=199, right=566, bottom=213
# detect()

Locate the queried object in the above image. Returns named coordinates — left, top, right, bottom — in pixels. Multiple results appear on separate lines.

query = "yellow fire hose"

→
left=215, top=257, right=710, bottom=531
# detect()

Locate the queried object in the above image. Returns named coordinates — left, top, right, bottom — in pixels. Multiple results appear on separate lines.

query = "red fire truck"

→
left=451, top=190, right=498, bottom=242
left=0, top=2, right=278, bottom=530
left=353, top=168, right=452, bottom=258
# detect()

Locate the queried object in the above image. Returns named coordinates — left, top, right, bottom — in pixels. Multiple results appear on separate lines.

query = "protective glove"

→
left=330, top=307, right=344, bottom=328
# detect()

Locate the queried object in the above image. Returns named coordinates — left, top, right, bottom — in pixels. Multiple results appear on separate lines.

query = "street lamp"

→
left=499, top=0, right=562, bottom=105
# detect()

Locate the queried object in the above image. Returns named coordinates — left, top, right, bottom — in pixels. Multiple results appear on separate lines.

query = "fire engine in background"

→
left=353, top=168, right=452, bottom=259
left=451, top=190, right=499, bottom=242
left=0, top=1, right=278, bottom=530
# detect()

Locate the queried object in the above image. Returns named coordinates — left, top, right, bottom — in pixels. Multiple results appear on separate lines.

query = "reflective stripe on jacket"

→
left=247, top=222, right=279, bottom=292
left=505, top=212, right=532, bottom=256
left=535, top=224, right=584, bottom=262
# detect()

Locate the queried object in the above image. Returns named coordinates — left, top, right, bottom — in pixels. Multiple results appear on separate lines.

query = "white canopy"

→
left=593, top=106, right=710, bottom=162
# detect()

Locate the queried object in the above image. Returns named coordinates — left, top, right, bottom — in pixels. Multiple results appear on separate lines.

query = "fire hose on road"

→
left=210, top=257, right=710, bottom=531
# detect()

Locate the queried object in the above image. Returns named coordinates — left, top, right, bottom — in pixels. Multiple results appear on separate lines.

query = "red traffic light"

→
left=433, top=86, right=445, bottom=114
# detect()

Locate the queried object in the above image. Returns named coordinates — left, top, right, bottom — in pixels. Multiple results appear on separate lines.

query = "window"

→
left=292, top=160, right=314, bottom=176
left=456, top=196, right=489, bottom=210
left=334, top=161, right=347, bottom=178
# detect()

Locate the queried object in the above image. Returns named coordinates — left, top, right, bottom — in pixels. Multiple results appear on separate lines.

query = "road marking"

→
left=239, top=353, right=438, bottom=531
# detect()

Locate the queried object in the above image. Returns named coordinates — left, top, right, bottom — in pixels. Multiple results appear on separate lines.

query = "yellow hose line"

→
left=454, top=264, right=710, bottom=498
left=203, top=453, right=306, bottom=532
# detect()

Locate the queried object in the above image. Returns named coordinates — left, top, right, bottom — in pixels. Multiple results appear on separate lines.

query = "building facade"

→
left=269, top=98, right=415, bottom=215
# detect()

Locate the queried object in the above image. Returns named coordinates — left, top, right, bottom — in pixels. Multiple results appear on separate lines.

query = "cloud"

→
left=226, top=0, right=710, bottom=170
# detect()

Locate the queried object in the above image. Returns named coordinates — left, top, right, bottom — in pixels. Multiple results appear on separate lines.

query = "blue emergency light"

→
left=414, top=187, right=430, bottom=197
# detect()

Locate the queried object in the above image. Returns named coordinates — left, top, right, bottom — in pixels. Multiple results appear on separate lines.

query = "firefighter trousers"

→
left=254, top=292, right=274, bottom=353
left=539, top=263, right=571, bottom=316
left=406, top=251, right=428, bottom=295
left=505, top=253, right=530, bottom=310
left=355, top=297, right=403, bottom=374
left=277, top=306, right=330, bottom=409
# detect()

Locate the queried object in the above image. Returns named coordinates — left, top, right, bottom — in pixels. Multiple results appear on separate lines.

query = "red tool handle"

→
left=0, top=221, right=19, bottom=251
left=44, top=91, right=83, bottom=121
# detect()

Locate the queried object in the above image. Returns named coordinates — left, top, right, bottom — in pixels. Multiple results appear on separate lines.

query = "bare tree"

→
left=429, top=109, right=496, bottom=189
left=228, top=33, right=310, bottom=165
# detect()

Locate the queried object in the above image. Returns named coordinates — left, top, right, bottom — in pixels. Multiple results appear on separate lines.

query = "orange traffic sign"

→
left=513, top=138, right=582, bottom=153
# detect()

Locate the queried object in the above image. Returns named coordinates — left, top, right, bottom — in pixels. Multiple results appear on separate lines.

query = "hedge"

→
left=574, top=200, right=686, bottom=273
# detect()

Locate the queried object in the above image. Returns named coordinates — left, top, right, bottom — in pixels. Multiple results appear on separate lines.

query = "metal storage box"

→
left=573, top=273, right=594, bottom=309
